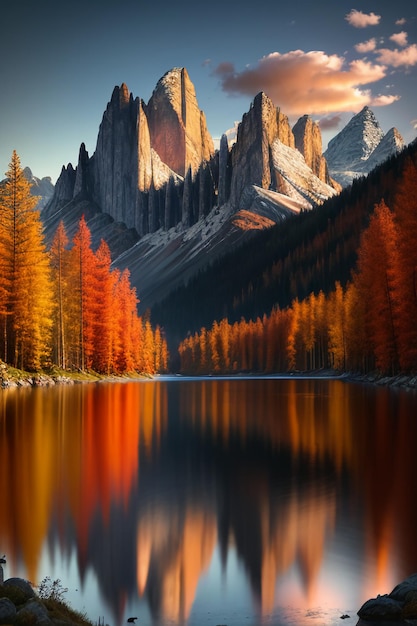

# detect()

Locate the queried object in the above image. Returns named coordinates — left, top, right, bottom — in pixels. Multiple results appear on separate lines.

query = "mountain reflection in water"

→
left=1, top=377, right=417, bottom=626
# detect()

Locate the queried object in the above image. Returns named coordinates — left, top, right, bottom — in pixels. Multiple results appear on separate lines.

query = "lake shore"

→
left=0, top=360, right=150, bottom=389
left=1, top=359, right=417, bottom=390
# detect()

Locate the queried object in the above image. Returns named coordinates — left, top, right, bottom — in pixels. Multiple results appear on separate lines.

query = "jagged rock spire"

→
left=146, top=68, right=214, bottom=177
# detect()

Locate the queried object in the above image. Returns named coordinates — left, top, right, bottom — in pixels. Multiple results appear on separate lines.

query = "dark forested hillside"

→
left=151, top=140, right=417, bottom=349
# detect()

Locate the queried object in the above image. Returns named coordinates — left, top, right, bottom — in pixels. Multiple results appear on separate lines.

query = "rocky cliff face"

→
left=42, top=67, right=341, bottom=302
left=293, top=115, right=330, bottom=184
left=146, top=68, right=214, bottom=177
left=90, top=84, right=145, bottom=230
left=229, top=92, right=338, bottom=209
left=230, top=92, right=278, bottom=205
left=45, top=69, right=339, bottom=247
left=22, top=167, right=54, bottom=210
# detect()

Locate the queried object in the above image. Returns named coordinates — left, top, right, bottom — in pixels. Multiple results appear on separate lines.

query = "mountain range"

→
left=39, top=67, right=405, bottom=322
left=324, top=106, right=405, bottom=187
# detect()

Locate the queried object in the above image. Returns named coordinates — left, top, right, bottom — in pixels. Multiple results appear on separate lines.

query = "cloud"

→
left=213, top=61, right=235, bottom=76
left=318, top=115, right=342, bottom=131
left=355, top=38, right=377, bottom=53
left=345, top=9, right=381, bottom=28
left=395, top=18, right=406, bottom=26
left=375, top=43, right=417, bottom=67
left=412, top=119, right=417, bottom=130
left=389, top=31, right=408, bottom=47
left=371, top=94, right=401, bottom=106
left=214, top=50, right=394, bottom=116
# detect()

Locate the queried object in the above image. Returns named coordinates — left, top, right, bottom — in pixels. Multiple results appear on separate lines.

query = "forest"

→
left=0, top=151, right=168, bottom=374
left=152, top=141, right=417, bottom=351
left=1, top=141, right=417, bottom=377
left=178, top=154, right=417, bottom=376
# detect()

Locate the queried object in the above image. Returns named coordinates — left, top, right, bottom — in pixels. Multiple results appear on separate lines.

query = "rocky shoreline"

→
left=0, top=575, right=92, bottom=626
left=0, top=361, right=92, bottom=388
left=0, top=360, right=149, bottom=389
left=357, top=573, right=417, bottom=625
left=2, top=360, right=417, bottom=390
left=344, top=371, right=417, bottom=390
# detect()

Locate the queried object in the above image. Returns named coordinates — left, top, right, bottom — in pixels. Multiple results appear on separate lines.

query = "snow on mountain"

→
left=324, top=107, right=404, bottom=187
left=362, top=127, right=405, bottom=175
left=113, top=144, right=339, bottom=312
left=271, top=139, right=338, bottom=206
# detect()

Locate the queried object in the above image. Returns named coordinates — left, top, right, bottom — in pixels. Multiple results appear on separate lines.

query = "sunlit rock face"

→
left=276, top=109, right=295, bottom=148
left=41, top=70, right=342, bottom=302
left=230, top=92, right=338, bottom=208
left=293, top=115, right=330, bottom=184
left=146, top=68, right=214, bottom=178
left=230, top=92, right=279, bottom=205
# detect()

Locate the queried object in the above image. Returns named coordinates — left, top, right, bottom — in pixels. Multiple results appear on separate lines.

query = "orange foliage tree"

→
left=0, top=151, right=54, bottom=370
left=48, top=217, right=168, bottom=375
left=354, top=201, right=399, bottom=374
left=391, top=157, right=417, bottom=369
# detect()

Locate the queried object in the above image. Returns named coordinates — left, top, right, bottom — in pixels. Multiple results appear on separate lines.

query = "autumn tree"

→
left=0, top=151, right=54, bottom=369
left=391, top=157, right=417, bottom=370
left=50, top=221, right=70, bottom=368
left=354, top=201, right=399, bottom=373
left=91, top=240, right=118, bottom=374
left=69, top=216, right=96, bottom=370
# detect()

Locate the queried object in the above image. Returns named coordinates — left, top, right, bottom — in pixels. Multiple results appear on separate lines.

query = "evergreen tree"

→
left=50, top=221, right=70, bottom=368
left=0, top=151, right=54, bottom=369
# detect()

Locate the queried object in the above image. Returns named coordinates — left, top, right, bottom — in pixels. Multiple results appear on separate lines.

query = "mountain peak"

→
left=146, top=66, right=214, bottom=177
left=323, top=106, right=394, bottom=185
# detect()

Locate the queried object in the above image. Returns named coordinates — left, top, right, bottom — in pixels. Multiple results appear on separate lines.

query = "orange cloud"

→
left=389, top=31, right=408, bottom=47
left=375, top=43, right=417, bottom=66
left=214, top=51, right=394, bottom=116
left=345, top=9, right=381, bottom=28
left=355, top=38, right=377, bottom=53
left=371, top=94, right=401, bottom=106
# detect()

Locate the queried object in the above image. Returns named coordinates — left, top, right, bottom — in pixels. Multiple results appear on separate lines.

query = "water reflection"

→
left=1, top=378, right=417, bottom=625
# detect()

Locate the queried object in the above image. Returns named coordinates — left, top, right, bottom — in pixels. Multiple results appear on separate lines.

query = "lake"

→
left=1, top=376, right=417, bottom=626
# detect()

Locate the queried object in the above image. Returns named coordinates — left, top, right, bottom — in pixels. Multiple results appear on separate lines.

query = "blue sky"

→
left=1, top=0, right=416, bottom=183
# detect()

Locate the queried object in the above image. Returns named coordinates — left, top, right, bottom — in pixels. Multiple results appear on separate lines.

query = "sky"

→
left=1, top=0, right=416, bottom=184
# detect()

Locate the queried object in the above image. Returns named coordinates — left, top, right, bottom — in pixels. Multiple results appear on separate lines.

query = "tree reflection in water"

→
left=1, top=378, right=417, bottom=626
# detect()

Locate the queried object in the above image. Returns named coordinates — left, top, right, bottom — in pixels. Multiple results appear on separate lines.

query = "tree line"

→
left=0, top=151, right=168, bottom=374
left=178, top=156, right=417, bottom=376
left=153, top=142, right=417, bottom=347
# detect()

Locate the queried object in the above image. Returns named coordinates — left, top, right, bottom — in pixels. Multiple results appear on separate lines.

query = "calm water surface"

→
left=1, top=377, right=417, bottom=626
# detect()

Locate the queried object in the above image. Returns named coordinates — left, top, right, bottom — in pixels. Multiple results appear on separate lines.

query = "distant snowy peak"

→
left=23, top=166, right=54, bottom=210
left=362, top=127, right=405, bottom=174
left=324, top=107, right=383, bottom=169
left=324, top=107, right=404, bottom=187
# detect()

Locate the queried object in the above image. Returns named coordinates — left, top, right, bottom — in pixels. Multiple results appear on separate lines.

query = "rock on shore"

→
left=357, top=573, right=417, bottom=625
left=0, top=576, right=91, bottom=626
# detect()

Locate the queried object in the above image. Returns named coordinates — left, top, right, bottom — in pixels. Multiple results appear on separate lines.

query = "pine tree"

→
left=391, top=158, right=417, bottom=370
left=70, top=216, right=96, bottom=370
left=0, top=151, right=54, bottom=369
left=50, top=221, right=69, bottom=368
left=355, top=202, right=399, bottom=373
